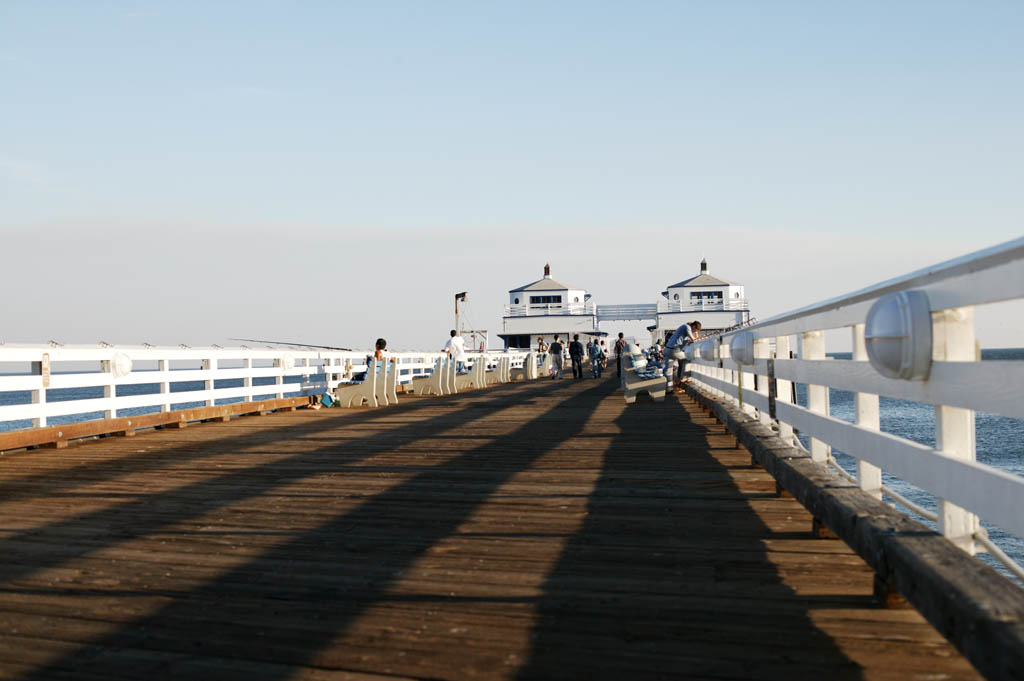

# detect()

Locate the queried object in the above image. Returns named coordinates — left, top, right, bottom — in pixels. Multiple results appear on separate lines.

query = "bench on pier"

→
left=485, top=356, right=512, bottom=386
left=621, top=345, right=668, bottom=403
left=334, top=359, right=399, bottom=408
left=454, top=357, right=487, bottom=391
left=509, top=352, right=538, bottom=381
left=406, top=357, right=455, bottom=396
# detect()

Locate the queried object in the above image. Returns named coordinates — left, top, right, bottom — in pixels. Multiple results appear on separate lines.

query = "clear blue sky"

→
left=2, top=2, right=1022, bottom=349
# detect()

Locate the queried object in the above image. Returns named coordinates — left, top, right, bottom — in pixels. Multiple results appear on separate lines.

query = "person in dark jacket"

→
left=614, top=332, right=628, bottom=378
left=548, top=336, right=564, bottom=379
left=569, top=334, right=585, bottom=379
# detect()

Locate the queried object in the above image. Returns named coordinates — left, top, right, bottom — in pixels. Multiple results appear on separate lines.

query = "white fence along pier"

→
left=683, top=236, right=1024, bottom=580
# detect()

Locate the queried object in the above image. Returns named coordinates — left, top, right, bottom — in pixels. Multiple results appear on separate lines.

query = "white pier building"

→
left=652, top=258, right=751, bottom=343
left=499, top=264, right=599, bottom=350
left=499, top=259, right=751, bottom=350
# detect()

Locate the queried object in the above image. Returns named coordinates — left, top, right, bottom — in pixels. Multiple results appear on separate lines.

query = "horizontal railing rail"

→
left=657, top=298, right=749, bottom=313
left=682, top=235, right=1024, bottom=582
left=594, top=304, right=659, bottom=322
left=504, top=302, right=596, bottom=317
left=0, top=344, right=529, bottom=434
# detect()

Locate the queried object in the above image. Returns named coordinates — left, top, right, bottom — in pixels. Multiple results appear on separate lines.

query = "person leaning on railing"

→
left=665, top=321, right=701, bottom=392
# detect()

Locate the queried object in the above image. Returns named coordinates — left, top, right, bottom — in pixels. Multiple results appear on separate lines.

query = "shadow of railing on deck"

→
left=9, top=380, right=617, bottom=680
left=514, top=393, right=864, bottom=681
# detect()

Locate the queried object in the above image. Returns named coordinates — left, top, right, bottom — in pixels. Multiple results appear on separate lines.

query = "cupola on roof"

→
left=666, top=258, right=735, bottom=288
left=510, top=264, right=578, bottom=292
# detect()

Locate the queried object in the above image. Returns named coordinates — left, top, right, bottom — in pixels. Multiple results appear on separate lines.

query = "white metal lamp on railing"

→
left=699, top=339, right=718, bottom=361
left=728, top=331, right=755, bottom=366
left=864, top=290, right=933, bottom=380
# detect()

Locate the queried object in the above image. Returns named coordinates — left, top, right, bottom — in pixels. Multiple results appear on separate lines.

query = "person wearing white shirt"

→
left=443, top=330, right=467, bottom=371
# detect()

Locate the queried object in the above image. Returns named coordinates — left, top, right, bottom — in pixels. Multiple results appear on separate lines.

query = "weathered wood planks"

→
left=0, top=377, right=982, bottom=680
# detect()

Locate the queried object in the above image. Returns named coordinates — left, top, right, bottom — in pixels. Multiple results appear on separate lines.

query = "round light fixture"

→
left=864, top=290, right=933, bottom=380
left=729, top=331, right=755, bottom=366
left=110, top=352, right=133, bottom=378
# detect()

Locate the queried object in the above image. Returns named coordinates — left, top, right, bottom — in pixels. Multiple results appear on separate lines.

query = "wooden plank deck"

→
left=0, top=376, right=982, bottom=680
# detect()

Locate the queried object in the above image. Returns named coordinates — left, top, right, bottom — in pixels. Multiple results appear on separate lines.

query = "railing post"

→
left=242, top=358, right=253, bottom=402
left=203, top=358, right=216, bottom=407
left=159, top=359, right=170, bottom=412
left=933, top=307, right=979, bottom=555
left=30, top=353, right=48, bottom=428
left=754, top=339, right=771, bottom=425
left=774, top=335, right=794, bottom=443
left=102, top=366, right=116, bottom=420
left=274, top=358, right=285, bottom=399
left=852, top=324, right=882, bottom=499
left=801, top=330, right=830, bottom=463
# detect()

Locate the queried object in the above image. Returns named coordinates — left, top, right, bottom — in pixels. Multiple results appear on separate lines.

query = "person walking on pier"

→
left=589, top=338, right=605, bottom=378
left=614, top=332, right=627, bottom=378
left=548, top=335, right=564, bottom=380
left=569, top=334, right=585, bottom=379
left=442, top=329, right=467, bottom=372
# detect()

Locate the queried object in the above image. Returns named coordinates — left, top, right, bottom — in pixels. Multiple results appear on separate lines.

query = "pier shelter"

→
left=499, top=264, right=600, bottom=350
left=500, top=259, right=752, bottom=351
left=652, top=258, right=751, bottom=343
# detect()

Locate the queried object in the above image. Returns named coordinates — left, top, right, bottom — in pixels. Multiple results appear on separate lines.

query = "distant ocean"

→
left=1, top=352, right=1022, bottom=581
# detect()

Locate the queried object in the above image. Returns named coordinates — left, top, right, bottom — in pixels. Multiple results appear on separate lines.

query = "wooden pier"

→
left=0, top=376, right=982, bottom=680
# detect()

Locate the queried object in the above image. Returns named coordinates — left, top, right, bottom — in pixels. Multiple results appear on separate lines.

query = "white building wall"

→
left=504, top=314, right=598, bottom=336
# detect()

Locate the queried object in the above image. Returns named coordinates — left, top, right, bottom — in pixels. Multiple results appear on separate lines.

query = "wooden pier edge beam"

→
left=684, top=382, right=1024, bottom=681
left=0, top=396, right=312, bottom=453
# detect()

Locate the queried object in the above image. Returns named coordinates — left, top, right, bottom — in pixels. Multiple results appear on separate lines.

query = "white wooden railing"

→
left=657, top=298, right=750, bottom=313
left=504, top=301, right=596, bottom=317
left=683, top=236, right=1024, bottom=581
left=0, top=345, right=530, bottom=431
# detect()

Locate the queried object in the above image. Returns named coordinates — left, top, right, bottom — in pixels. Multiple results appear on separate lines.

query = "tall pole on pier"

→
left=454, top=292, right=467, bottom=335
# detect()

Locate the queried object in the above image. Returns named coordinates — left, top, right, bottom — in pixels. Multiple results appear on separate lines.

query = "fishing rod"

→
left=228, top=338, right=354, bottom=352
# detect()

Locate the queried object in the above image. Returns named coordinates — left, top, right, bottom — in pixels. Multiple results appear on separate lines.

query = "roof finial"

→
left=543, top=263, right=551, bottom=277
left=700, top=257, right=708, bottom=274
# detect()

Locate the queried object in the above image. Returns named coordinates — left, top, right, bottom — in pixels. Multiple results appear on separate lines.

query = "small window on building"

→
left=514, top=298, right=519, bottom=304
left=673, top=293, right=679, bottom=300
left=574, top=296, right=579, bottom=303
left=734, top=292, right=740, bottom=298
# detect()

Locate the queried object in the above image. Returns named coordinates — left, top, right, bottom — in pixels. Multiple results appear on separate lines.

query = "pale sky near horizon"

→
left=2, top=2, right=1022, bottom=350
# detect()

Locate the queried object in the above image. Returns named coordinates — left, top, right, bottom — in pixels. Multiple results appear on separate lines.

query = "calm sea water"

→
left=2, top=354, right=1022, bottom=580
left=795, top=348, right=1024, bottom=583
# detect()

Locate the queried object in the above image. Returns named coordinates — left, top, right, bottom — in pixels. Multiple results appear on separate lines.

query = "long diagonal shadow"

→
left=0, top=380, right=565, bottom=588
left=14, top=379, right=617, bottom=680
left=514, top=393, right=864, bottom=681
left=0, top=382, right=523, bottom=503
